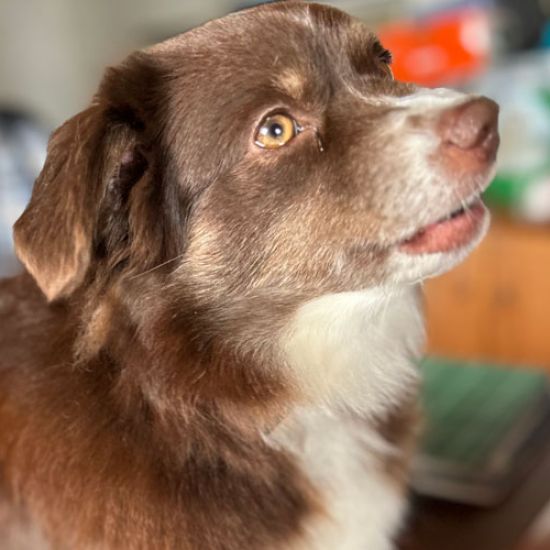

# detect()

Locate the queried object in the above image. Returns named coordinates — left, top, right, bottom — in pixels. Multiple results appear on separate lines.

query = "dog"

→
left=0, top=1, right=499, bottom=549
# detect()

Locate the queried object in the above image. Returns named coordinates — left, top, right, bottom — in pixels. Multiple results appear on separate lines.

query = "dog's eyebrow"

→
left=348, top=32, right=391, bottom=76
left=273, top=68, right=307, bottom=101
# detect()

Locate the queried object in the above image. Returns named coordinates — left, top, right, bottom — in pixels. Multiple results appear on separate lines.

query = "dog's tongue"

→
left=400, top=201, right=485, bottom=255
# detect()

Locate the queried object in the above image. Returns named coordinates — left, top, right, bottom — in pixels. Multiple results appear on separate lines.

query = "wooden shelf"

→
left=424, top=215, right=550, bottom=370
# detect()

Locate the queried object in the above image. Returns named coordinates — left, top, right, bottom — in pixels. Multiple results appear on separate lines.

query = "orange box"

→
left=379, top=7, right=491, bottom=87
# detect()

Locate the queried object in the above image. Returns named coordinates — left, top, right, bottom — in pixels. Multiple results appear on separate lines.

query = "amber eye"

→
left=255, top=114, right=300, bottom=149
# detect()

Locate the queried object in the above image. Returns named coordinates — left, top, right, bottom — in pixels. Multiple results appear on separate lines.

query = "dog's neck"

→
left=279, top=285, right=425, bottom=419
left=77, top=282, right=424, bottom=457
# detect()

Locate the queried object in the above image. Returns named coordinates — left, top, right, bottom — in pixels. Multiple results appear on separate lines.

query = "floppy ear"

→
left=13, top=102, right=145, bottom=302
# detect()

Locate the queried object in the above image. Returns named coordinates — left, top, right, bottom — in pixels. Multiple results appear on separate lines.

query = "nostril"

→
left=478, top=122, right=491, bottom=142
left=439, top=97, right=499, bottom=151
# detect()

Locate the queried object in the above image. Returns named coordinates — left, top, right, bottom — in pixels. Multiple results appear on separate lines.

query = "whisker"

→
left=128, top=254, right=186, bottom=280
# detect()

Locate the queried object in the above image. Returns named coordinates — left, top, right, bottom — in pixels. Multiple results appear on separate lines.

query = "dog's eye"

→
left=255, top=114, right=300, bottom=149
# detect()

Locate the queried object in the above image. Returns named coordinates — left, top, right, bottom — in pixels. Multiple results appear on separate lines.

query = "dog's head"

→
left=14, top=1, right=498, bottom=306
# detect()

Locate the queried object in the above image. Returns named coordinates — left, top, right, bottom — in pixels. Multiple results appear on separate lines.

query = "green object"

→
left=484, top=169, right=550, bottom=210
left=420, top=357, right=547, bottom=467
left=413, top=357, right=550, bottom=505
left=483, top=173, right=531, bottom=209
left=538, top=88, right=550, bottom=112
left=483, top=87, right=550, bottom=215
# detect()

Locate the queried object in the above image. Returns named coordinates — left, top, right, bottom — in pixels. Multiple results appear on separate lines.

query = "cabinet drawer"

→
left=424, top=217, right=550, bottom=369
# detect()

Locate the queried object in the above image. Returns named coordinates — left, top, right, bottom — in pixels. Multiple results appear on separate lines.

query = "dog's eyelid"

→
left=257, top=107, right=295, bottom=122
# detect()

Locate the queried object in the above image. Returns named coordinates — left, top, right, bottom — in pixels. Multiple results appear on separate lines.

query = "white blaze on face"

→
left=384, top=87, right=469, bottom=109
left=379, top=88, right=493, bottom=283
left=345, top=85, right=486, bottom=235
left=353, top=86, right=493, bottom=283
left=377, top=87, right=475, bottom=164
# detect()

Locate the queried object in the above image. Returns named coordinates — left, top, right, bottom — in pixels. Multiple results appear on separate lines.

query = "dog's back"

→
left=0, top=275, right=55, bottom=549
left=0, top=273, right=322, bottom=549
left=0, top=274, right=64, bottom=363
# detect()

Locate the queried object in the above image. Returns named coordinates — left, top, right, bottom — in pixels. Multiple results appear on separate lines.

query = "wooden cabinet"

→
left=424, top=216, right=550, bottom=369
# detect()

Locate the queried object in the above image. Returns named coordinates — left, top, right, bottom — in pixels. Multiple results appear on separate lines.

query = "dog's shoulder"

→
left=0, top=274, right=68, bottom=371
left=0, top=273, right=53, bottom=332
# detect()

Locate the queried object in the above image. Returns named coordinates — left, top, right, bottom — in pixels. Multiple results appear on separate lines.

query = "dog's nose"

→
left=439, top=97, right=499, bottom=160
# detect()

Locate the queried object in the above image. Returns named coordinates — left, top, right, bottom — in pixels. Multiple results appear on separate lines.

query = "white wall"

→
left=0, top=0, right=237, bottom=127
left=0, top=0, right=405, bottom=127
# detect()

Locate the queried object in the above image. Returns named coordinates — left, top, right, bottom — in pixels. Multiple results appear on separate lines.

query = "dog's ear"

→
left=14, top=71, right=149, bottom=302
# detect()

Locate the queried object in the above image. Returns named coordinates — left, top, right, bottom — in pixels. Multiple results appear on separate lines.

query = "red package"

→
left=379, top=7, right=491, bottom=86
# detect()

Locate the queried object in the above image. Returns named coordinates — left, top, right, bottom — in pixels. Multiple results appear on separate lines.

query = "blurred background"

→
left=2, top=0, right=550, bottom=548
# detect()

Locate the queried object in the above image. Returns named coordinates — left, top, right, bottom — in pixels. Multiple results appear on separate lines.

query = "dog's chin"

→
left=385, top=201, right=490, bottom=285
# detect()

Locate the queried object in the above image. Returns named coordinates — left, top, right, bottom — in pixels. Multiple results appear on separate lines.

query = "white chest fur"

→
left=271, top=410, right=408, bottom=550
left=279, top=285, right=424, bottom=417
left=273, top=286, right=425, bottom=550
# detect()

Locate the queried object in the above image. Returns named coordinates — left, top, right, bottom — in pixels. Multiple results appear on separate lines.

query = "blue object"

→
left=0, top=111, right=48, bottom=277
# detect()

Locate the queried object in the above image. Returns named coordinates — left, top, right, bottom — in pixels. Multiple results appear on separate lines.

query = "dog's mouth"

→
left=399, top=195, right=487, bottom=255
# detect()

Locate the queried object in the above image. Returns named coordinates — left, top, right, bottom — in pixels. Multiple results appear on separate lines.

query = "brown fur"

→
left=0, top=1, right=498, bottom=548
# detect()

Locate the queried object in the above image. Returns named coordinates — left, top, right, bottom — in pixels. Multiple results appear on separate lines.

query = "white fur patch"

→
left=279, top=286, right=424, bottom=417
left=346, top=83, right=468, bottom=113
left=383, top=87, right=469, bottom=111
left=273, top=286, right=424, bottom=548
left=271, top=410, right=408, bottom=550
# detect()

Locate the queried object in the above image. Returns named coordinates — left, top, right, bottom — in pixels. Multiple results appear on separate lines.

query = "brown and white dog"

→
left=0, top=2, right=498, bottom=549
